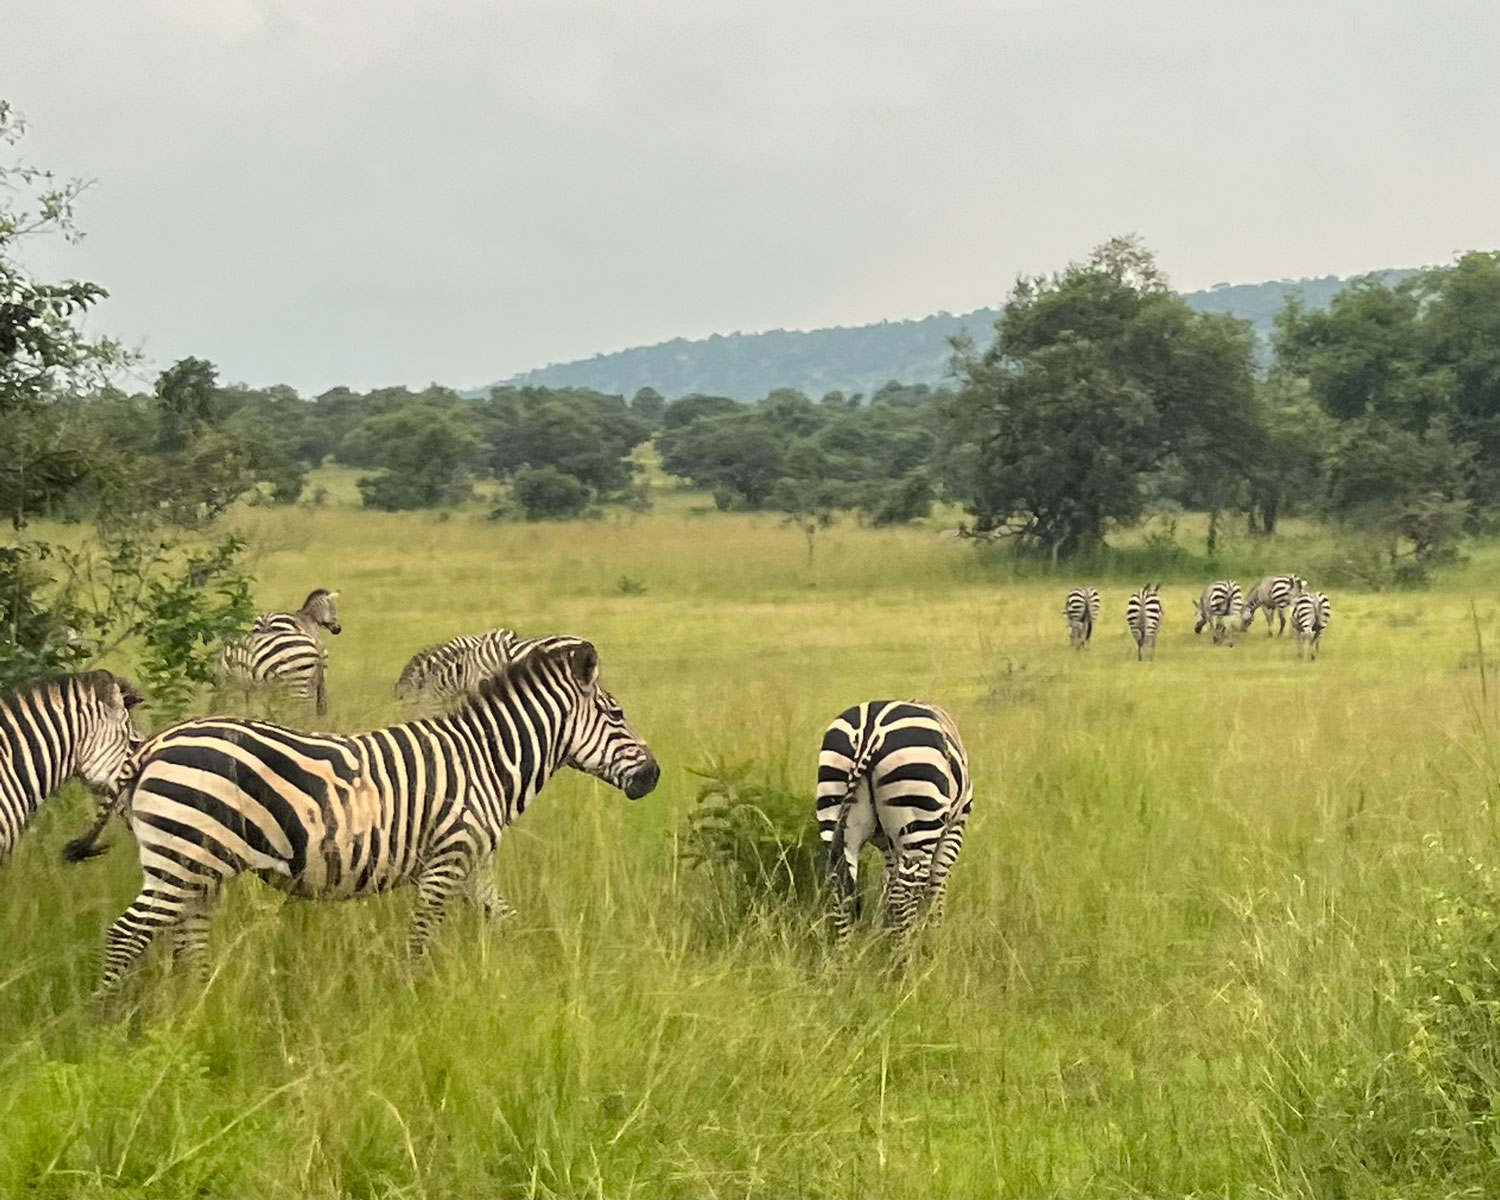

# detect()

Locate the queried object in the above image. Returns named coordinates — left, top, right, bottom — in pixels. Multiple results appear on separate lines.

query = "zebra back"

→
left=1126, top=584, right=1163, bottom=657
left=395, top=628, right=520, bottom=710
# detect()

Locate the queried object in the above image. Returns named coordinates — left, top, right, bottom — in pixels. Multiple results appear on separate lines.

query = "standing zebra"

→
left=1126, top=583, right=1163, bottom=660
left=72, top=636, right=659, bottom=1001
left=1245, top=574, right=1306, bottom=637
left=0, top=670, right=143, bottom=865
left=395, top=628, right=519, bottom=712
left=816, top=700, right=972, bottom=953
left=1290, top=591, right=1332, bottom=660
left=1193, top=580, right=1247, bottom=646
left=1064, top=586, right=1101, bottom=649
left=218, top=588, right=342, bottom=715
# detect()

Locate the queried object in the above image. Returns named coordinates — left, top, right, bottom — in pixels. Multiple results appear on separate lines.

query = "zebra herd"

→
left=1, top=592, right=974, bottom=1004
left=1066, top=574, right=1333, bottom=660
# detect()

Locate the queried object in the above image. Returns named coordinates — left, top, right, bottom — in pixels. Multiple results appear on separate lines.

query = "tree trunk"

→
left=1206, top=509, right=1220, bottom=557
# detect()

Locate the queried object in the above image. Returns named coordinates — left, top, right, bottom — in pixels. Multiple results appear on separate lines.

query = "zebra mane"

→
left=464, top=635, right=595, bottom=708
left=0, top=669, right=140, bottom=713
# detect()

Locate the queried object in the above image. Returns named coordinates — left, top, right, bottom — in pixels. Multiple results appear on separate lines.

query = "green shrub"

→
left=511, top=466, right=591, bottom=521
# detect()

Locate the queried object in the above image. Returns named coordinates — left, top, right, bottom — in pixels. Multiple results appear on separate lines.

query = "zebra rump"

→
left=1064, top=586, right=1101, bottom=648
left=395, top=628, right=520, bottom=711
left=1126, top=584, right=1163, bottom=660
left=1291, top=591, right=1332, bottom=659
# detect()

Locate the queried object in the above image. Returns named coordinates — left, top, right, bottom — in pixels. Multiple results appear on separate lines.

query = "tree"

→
left=944, top=236, right=1255, bottom=556
left=352, top=407, right=482, bottom=510
left=657, top=411, right=785, bottom=509
left=510, top=465, right=592, bottom=520
left=630, top=386, right=665, bottom=428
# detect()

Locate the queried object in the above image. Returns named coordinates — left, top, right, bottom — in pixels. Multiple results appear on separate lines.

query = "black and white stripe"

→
left=1064, top=586, right=1101, bottom=649
left=77, top=636, right=659, bottom=1000
left=218, top=587, right=342, bottom=715
left=816, top=700, right=972, bottom=951
left=395, top=628, right=519, bottom=712
left=1290, top=590, right=1332, bottom=660
left=1245, top=574, right=1306, bottom=637
left=1193, top=579, right=1247, bottom=646
left=0, top=671, right=143, bottom=865
left=1126, top=584, right=1163, bottom=660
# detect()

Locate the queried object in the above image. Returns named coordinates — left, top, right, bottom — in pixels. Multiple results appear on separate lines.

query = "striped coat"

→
left=1, top=671, right=143, bottom=865
left=816, top=700, right=972, bottom=951
left=1126, top=584, right=1163, bottom=660
left=1245, top=575, right=1306, bottom=637
left=1064, top=587, right=1101, bottom=649
left=218, top=588, right=342, bottom=715
left=1290, top=591, right=1332, bottom=660
left=395, top=628, right=519, bottom=712
left=77, top=636, right=659, bottom=1000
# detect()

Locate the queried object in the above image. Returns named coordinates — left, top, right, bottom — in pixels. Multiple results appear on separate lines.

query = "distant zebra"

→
left=1245, top=574, right=1306, bottom=637
left=71, top=636, right=659, bottom=1001
left=816, top=700, right=972, bottom=952
left=1193, top=580, right=1247, bottom=646
left=1291, top=591, right=1332, bottom=660
left=0, top=671, right=143, bottom=865
left=1126, top=584, right=1163, bottom=660
left=1064, top=586, right=1101, bottom=649
left=395, top=628, right=519, bottom=712
left=218, top=588, right=342, bottom=715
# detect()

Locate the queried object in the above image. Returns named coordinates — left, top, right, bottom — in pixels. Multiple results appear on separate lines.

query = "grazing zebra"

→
left=1291, top=591, right=1332, bottom=660
left=1126, top=583, right=1163, bottom=660
left=1245, top=574, right=1306, bottom=637
left=1064, top=586, right=1101, bottom=649
left=395, top=628, right=519, bottom=712
left=0, top=670, right=144, bottom=865
left=72, top=636, right=659, bottom=1001
left=1193, top=579, right=1247, bottom=646
left=218, top=588, right=341, bottom=715
left=815, top=700, right=972, bottom=953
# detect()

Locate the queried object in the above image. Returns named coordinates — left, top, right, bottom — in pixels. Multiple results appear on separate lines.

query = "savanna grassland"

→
left=6, top=475, right=1500, bottom=1199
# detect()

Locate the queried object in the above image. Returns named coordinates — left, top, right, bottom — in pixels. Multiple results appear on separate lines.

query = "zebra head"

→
left=73, top=671, right=147, bottom=796
left=301, top=588, right=342, bottom=635
left=526, top=638, right=659, bottom=800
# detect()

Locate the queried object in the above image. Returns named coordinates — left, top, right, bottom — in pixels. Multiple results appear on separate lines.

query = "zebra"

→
left=0, top=670, right=144, bottom=866
left=1064, top=586, right=1101, bottom=649
left=395, top=628, right=519, bottom=712
left=71, top=635, right=659, bottom=1001
left=1244, top=574, right=1306, bottom=637
left=1193, top=580, right=1247, bottom=646
left=815, top=700, right=972, bottom=954
left=1126, top=583, right=1163, bottom=660
left=217, top=587, right=341, bottom=715
left=1290, top=590, right=1332, bottom=660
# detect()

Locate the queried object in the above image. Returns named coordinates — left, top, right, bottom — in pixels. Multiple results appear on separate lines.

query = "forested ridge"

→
left=484, top=269, right=1416, bottom=401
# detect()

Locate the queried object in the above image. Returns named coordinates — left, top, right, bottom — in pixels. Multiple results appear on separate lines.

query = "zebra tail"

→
left=62, top=801, right=118, bottom=863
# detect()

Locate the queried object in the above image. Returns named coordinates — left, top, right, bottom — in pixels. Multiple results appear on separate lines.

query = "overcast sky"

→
left=4, top=0, right=1498, bottom=394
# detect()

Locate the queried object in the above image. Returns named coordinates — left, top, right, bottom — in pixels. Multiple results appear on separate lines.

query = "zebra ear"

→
left=118, top=680, right=146, bottom=709
left=567, top=641, right=600, bottom=686
left=327, top=590, right=341, bottom=600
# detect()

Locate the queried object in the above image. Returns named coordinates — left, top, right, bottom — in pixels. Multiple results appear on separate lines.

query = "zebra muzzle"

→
left=623, top=758, right=661, bottom=800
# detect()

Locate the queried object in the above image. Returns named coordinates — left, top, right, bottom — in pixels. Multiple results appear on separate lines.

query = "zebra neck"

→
left=0, top=695, right=79, bottom=813
left=450, top=688, right=571, bottom=816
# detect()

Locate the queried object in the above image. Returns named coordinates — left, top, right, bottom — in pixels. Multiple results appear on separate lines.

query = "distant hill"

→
left=481, top=269, right=1416, bottom=402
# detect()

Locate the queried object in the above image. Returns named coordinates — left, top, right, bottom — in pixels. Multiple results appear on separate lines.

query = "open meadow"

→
left=6, top=478, right=1500, bottom=1198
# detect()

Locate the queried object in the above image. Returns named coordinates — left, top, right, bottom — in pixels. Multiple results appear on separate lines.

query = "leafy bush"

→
left=511, top=466, right=591, bottom=521
left=679, top=761, right=825, bottom=942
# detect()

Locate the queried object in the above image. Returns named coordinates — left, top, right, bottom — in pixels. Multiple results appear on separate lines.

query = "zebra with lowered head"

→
left=71, top=635, right=659, bottom=1001
left=1064, top=586, right=1101, bottom=649
left=816, top=699, right=972, bottom=954
left=1245, top=574, right=1306, bottom=637
left=0, top=670, right=144, bottom=866
left=1193, top=579, right=1247, bottom=646
left=395, top=628, right=519, bottom=712
left=1290, top=590, right=1332, bottom=660
left=1126, top=583, right=1163, bottom=660
left=217, top=587, right=341, bottom=715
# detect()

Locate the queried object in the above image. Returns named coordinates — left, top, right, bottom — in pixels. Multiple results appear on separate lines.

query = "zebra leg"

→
left=407, top=853, right=474, bottom=959
left=924, top=808, right=972, bottom=928
left=95, top=883, right=195, bottom=1003
left=314, top=662, right=328, bottom=717
left=470, top=868, right=519, bottom=925
left=883, top=849, right=930, bottom=959
left=167, top=894, right=216, bottom=984
left=828, top=834, right=860, bottom=948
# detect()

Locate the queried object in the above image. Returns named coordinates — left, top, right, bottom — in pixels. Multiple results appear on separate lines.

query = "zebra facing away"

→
left=1193, top=580, right=1247, bottom=646
left=0, top=670, right=144, bottom=865
left=1064, top=586, right=1101, bottom=648
left=816, top=700, right=972, bottom=953
left=72, top=636, right=659, bottom=1001
left=217, top=588, right=342, bottom=716
left=1291, top=591, right=1332, bottom=660
left=1245, top=574, right=1306, bottom=637
left=1126, top=584, right=1163, bottom=660
left=395, top=628, right=520, bottom=712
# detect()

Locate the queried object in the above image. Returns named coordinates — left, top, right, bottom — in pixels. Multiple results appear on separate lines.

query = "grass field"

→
left=6, top=476, right=1500, bottom=1197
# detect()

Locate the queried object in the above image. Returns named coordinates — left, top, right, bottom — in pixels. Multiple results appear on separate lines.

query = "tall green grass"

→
left=5, top=491, right=1500, bottom=1196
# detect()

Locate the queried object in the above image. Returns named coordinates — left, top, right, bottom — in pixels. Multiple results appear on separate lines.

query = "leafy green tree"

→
left=510, top=465, right=592, bottom=520
left=352, top=407, right=482, bottom=511
left=630, top=386, right=666, bottom=428
left=661, top=393, right=740, bottom=430
left=657, top=411, right=785, bottom=509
